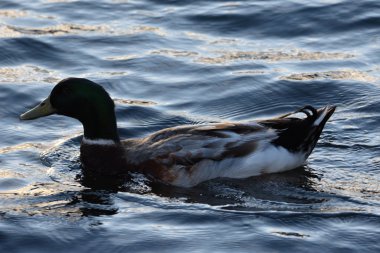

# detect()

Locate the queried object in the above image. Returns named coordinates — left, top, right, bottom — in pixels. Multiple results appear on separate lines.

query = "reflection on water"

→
left=197, top=50, right=354, bottom=64
left=0, top=65, right=59, bottom=83
left=282, top=69, right=377, bottom=82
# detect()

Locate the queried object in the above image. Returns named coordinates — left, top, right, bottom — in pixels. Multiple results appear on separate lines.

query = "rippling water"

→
left=0, top=0, right=379, bottom=252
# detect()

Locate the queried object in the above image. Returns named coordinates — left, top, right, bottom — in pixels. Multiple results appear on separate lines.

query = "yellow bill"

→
left=20, top=96, right=56, bottom=120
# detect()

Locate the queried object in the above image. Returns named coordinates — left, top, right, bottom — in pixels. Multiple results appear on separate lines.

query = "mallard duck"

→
left=20, top=78, right=335, bottom=187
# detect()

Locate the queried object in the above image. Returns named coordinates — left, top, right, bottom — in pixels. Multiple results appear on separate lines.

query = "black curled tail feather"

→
left=259, top=105, right=336, bottom=154
left=295, top=105, right=318, bottom=119
left=277, top=105, right=318, bottom=120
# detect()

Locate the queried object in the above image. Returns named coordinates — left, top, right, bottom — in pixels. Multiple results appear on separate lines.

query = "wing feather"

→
left=127, top=123, right=277, bottom=168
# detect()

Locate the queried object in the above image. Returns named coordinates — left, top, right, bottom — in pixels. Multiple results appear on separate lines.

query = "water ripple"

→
left=0, top=0, right=380, bottom=252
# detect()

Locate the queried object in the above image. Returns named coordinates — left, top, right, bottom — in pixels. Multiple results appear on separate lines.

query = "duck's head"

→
left=20, top=78, right=119, bottom=142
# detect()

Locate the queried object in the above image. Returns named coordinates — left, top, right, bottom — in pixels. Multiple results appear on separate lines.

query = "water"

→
left=0, top=0, right=379, bottom=252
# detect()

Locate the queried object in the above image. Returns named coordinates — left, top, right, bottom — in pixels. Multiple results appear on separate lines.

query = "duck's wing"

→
left=125, top=106, right=335, bottom=166
left=125, top=122, right=277, bottom=166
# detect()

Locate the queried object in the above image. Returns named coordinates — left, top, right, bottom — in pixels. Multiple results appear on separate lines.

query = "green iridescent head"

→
left=20, top=78, right=120, bottom=142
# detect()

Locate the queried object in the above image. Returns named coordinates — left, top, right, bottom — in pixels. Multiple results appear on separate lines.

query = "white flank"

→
left=172, top=141, right=307, bottom=187
left=82, top=137, right=116, bottom=145
left=313, top=108, right=328, bottom=126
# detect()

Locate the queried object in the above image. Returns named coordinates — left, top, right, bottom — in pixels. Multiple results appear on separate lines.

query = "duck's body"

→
left=21, top=78, right=335, bottom=187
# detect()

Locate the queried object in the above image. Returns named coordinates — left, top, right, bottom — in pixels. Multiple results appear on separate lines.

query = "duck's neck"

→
left=80, top=111, right=120, bottom=143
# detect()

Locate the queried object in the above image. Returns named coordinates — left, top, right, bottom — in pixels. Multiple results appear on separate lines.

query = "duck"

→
left=20, top=78, right=336, bottom=187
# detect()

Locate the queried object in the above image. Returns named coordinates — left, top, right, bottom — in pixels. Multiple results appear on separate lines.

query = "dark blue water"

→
left=0, top=0, right=380, bottom=252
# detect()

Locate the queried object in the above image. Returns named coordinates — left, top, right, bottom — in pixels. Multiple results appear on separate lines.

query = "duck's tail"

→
left=260, top=105, right=336, bottom=157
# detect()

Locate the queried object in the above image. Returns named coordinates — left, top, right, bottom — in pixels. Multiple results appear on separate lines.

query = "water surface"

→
left=0, top=0, right=380, bottom=252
